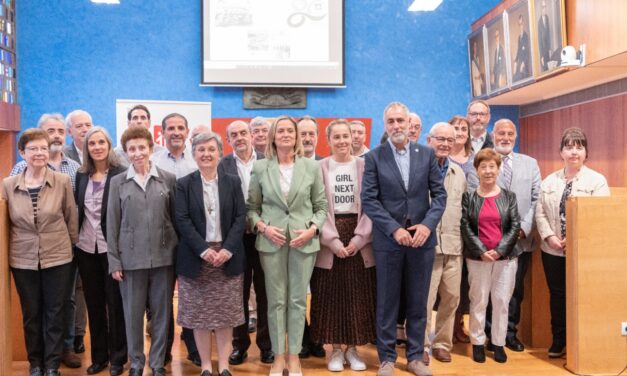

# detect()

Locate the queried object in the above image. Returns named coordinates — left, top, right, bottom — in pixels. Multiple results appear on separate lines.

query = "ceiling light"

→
left=408, top=0, right=443, bottom=12
left=91, top=0, right=120, bottom=4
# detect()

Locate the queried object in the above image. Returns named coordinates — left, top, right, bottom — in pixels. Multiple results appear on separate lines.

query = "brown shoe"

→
left=61, top=350, right=82, bottom=368
left=406, top=360, right=432, bottom=376
left=377, top=361, right=395, bottom=376
left=422, top=351, right=430, bottom=366
left=432, top=348, right=452, bottom=362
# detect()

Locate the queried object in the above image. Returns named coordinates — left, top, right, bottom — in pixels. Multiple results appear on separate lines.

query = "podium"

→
left=566, top=193, right=627, bottom=375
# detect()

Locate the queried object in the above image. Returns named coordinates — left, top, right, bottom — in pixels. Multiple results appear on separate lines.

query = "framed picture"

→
left=531, top=0, right=566, bottom=75
left=506, top=0, right=535, bottom=86
left=485, top=14, right=510, bottom=94
left=467, top=26, right=488, bottom=98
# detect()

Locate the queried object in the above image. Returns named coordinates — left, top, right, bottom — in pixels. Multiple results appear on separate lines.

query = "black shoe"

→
left=493, top=345, right=508, bottom=363
left=200, top=371, right=212, bottom=376
left=152, top=368, right=166, bottom=376
left=247, top=317, right=257, bottom=333
left=260, top=350, right=275, bottom=364
left=74, top=336, right=85, bottom=354
left=188, top=351, right=202, bottom=367
left=44, top=370, right=60, bottom=376
left=87, top=362, right=109, bottom=374
left=128, top=368, right=143, bottom=376
left=164, top=353, right=173, bottom=365
left=218, top=370, right=232, bottom=376
left=506, top=336, right=525, bottom=352
left=310, top=343, right=326, bottom=358
left=29, top=367, right=43, bottom=376
left=109, top=365, right=124, bottom=376
left=472, top=345, right=486, bottom=363
left=298, top=346, right=310, bottom=359
left=228, top=349, right=248, bottom=365
left=548, top=343, right=566, bottom=358
left=485, top=341, right=495, bottom=352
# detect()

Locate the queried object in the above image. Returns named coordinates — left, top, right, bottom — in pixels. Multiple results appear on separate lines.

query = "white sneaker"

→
left=345, top=347, right=367, bottom=371
left=327, top=349, right=345, bottom=372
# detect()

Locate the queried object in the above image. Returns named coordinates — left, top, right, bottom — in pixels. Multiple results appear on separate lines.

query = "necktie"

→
left=501, top=155, right=512, bottom=188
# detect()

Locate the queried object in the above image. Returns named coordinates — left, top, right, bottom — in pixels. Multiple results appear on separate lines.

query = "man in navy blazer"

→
left=362, top=102, right=446, bottom=376
left=218, top=120, right=275, bottom=365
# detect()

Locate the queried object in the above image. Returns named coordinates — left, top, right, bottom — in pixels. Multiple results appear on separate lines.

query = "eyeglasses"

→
left=434, top=137, right=455, bottom=144
left=25, top=146, right=49, bottom=153
left=468, top=112, right=489, bottom=118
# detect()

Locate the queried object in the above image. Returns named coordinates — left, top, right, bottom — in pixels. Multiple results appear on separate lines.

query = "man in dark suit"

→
left=64, top=109, right=94, bottom=164
left=538, top=0, right=551, bottom=71
left=513, top=14, right=531, bottom=81
left=362, top=102, right=446, bottom=376
left=297, top=116, right=323, bottom=161
left=218, top=120, right=275, bottom=365
left=491, top=29, right=506, bottom=90
left=467, top=99, right=494, bottom=153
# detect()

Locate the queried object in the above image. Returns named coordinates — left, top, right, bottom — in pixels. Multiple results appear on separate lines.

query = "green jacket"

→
left=247, top=156, right=327, bottom=253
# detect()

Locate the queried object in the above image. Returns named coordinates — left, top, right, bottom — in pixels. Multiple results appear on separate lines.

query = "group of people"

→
left=2, top=99, right=609, bottom=376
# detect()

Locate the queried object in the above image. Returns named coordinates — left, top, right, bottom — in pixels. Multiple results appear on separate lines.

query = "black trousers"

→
left=75, top=247, right=128, bottom=366
left=12, top=262, right=74, bottom=370
left=233, top=234, right=271, bottom=352
left=542, top=252, right=566, bottom=346
left=486, top=251, right=531, bottom=340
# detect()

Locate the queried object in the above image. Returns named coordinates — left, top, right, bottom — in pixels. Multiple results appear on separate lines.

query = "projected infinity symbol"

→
left=288, top=0, right=327, bottom=27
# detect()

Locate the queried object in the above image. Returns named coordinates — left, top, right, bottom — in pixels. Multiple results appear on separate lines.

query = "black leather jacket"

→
left=461, top=189, right=521, bottom=260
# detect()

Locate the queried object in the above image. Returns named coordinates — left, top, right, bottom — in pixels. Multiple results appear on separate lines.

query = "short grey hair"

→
left=250, top=116, right=270, bottom=128
left=37, top=113, right=65, bottom=128
left=428, top=122, right=455, bottom=137
left=192, top=131, right=223, bottom=157
left=349, top=120, right=365, bottom=128
left=65, top=109, right=92, bottom=128
left=383, top=102, right=410, bottom=121
left=409, top=112, right=422, bottom=123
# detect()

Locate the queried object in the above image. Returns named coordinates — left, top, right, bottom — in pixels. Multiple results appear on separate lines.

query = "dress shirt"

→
left=234, top=150, right=257, bottom=201
left=387, top=138, right=410, bottom=190
left=438, top=157, right=449, bottom=178
left=10, top=156, right=80, bottom=191
left=471, top=131, right=487, bottom=153
left=356, top=145, right=370, bottom=157
left=126, top=162, right=160, bottom=191
left=76, top=177, right=108, bottom=254
left=279, top=163, right=294, bottom=200
left=150, top=148, right=198, bottom=179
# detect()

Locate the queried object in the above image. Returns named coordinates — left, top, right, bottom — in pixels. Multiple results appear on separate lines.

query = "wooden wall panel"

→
left=518, top=92, right=627, bottom=349
left=0, top=200, right=11, bottom=375
left=567, top=0, right=627, bottom=64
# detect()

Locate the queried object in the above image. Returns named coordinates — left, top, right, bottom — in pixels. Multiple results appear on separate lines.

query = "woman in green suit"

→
left=247, top=115, right=327, bottom=376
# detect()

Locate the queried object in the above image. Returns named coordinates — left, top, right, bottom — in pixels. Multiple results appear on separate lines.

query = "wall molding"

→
left=520, top=77, right=627, bottom=118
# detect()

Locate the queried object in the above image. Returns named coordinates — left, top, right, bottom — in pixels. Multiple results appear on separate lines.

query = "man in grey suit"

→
left=485, top=118, right=541, bottom=352
left=218, top=120, right=274, bottom=366
left=64, top=109, right=93, bottom=164
left=491, top=29, right=506, bottom=90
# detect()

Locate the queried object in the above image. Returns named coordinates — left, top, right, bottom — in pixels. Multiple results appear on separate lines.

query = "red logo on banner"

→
left=153, top=125, right=165, bottom=146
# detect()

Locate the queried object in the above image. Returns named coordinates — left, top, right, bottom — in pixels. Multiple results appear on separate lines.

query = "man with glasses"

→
left=408, top=113, right=422, bottom=143
left=484, top=119, right=541, bottom=353
left=64, top=110, right=93, bottom=164
left=422, top=122, right=466, bottom=364
left=467, top=100, right=494, bottom=153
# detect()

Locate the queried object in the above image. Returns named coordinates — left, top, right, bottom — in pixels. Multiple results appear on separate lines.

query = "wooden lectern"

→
left=566, top=193, right=627, bottom=375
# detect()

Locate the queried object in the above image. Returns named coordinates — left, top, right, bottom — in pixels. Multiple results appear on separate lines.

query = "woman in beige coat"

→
left=535, top=127, right=609, bottom=358
left=2, top=128, right=78, bottom=376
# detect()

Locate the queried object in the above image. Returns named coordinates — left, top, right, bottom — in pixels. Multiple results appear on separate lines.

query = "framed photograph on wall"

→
left=485, top=14, right=510, bottom=94
left=467, top=26, right=488, bottom=98
left=506, top=0, right=535, bottom=86
left=532, top=0, right=566, bottom=76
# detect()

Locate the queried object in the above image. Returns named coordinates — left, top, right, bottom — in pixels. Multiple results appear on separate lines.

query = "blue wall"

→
left=16, top=0, right=517, bottom=146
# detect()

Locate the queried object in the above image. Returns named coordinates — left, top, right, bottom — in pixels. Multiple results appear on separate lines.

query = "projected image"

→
left=202, top=0, right=344, bottom=86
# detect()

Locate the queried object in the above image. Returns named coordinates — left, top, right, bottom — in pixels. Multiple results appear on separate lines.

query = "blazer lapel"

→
left=287, top=157, right=306, bottom=206
left=267, top=159, right=288, bottom=207
left=218, top=172, right=229, bottom=239
left=382, top=142, right=407, bottom=193
left=190, top=171, right=207, bottom=224
left=408, top=142, right=420, bottom=190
